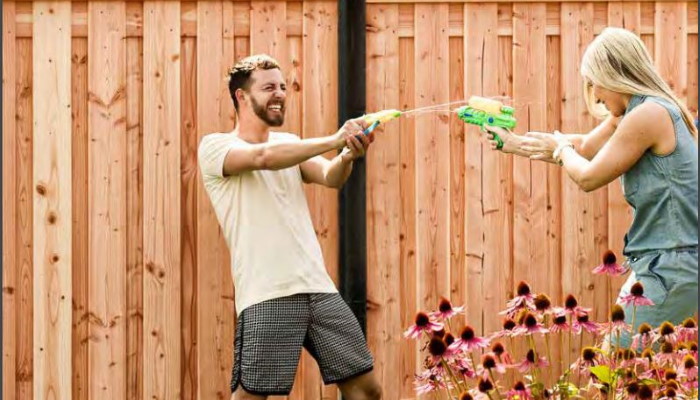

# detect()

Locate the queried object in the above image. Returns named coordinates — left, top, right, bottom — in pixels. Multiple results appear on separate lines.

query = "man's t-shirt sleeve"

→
left=198, top=134, right=238, bottom=178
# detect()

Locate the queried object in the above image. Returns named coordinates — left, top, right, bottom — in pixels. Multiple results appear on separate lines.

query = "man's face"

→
left=244, top=68, right=287, bottom=127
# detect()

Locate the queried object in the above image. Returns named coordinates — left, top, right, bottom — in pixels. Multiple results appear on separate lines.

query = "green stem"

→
left=628, top=305, right=637, bottom=352
left=488, top=369, right=503, bottom=400
left=441, top=358, right=466, bottom=394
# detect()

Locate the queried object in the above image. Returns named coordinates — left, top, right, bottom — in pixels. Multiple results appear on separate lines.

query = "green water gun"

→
left=455, top=96, right=517, bottom=150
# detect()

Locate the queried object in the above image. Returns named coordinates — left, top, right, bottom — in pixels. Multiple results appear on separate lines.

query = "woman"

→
left=486, top=27, right=698, bottom=347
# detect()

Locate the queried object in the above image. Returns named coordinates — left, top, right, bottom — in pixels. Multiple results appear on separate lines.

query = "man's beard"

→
left=251, top=96, right=285, bottom=127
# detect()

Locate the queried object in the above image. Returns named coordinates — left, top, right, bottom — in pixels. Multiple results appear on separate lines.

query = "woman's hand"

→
left=483, top=125, right=557, bottom=163
left=525, top=131, right=572, bottom=163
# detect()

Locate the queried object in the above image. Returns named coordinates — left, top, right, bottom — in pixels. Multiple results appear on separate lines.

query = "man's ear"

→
left=235, top=88, right=247, bottom=106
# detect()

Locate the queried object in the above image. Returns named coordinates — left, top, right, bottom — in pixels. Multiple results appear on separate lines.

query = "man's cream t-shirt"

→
left=198, top=132, right=337, bottom=315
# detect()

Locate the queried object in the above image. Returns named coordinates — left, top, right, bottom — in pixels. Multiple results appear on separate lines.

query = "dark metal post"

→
left=338, top=0, right=367, bottom=334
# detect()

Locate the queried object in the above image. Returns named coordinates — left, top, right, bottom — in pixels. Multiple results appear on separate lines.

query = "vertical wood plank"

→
left=302, top=3, right=338, bottom=396
left=606, top=1, right=638, bottom=261
left=71, top=36, right=89, bottom=400
left=366, top=4, right=401, bottom=396
left=513, top=3, right=552, bottom=300
left=88, top=3, right=128, bottom=398
left=462, top=4, right=510, bottom=334
left=2, top=2, right=18, bottom=398
left=249, top=1, right=292, bottom=133
left=195, top=2, right=234, bottom=399
left=607, top=1, right=641, bottom=34
left=688, top=33, right=698, bottom=114
left=546, top=33, right=563, bottom=377
left=33, top=2, right=73, bottom=399
left=414, top=2, right=449, bottom=316
left=655, top=2, right=688, bottom=101
left=16, top=37, right=35, bottom=400
left=448, top=36, right=465, bottom=331
left=126, top=34, right=144, bottom=400
left=398, top=35, right=417, bottom=399
left=560, top=2, right=605, bottom=355
left=143, top=1, right=182, bottom=399
left=181, top=33, right=197, bottom=400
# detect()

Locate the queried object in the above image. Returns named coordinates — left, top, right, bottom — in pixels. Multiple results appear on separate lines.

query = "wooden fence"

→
left=2, top=0, right=697, bottom=399
left=364, top=1, right=697, bottom=397
left=3, top=1, right=339, bottom=399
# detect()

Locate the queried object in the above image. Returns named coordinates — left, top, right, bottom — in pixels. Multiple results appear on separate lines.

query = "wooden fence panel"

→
left=87, top=3, right=128, bottom=398
left=366, top=3, right=401, bottom=395
left=33, top=2, right=73, bottom=398
left=142, top=1, right=182, bottom=398
left=2, top=3, right=18, bottom=399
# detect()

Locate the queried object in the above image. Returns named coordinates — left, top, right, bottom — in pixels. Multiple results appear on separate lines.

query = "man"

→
left=198, top=54, right=382, bottom=400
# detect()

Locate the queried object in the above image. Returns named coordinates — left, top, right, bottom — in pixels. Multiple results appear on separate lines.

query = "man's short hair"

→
left=227, top=54, right=281, bottom=110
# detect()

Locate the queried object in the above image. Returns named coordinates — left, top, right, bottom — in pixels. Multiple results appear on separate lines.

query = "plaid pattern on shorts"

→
left=230, top=293, right=374, bottom=395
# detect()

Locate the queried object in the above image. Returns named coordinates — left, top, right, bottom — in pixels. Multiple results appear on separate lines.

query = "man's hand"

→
left=340, top=131, right=375, bottom=162
left=333, top=117, right=369, bottom=149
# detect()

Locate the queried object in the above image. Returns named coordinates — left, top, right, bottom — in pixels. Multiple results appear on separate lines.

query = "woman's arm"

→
left=527, top=102, right=674, bottom=192
left=484, top=115, right=620, bottom=162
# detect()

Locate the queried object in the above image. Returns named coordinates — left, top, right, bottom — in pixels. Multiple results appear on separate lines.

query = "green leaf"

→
left=589, top=366, right=612, bottom=384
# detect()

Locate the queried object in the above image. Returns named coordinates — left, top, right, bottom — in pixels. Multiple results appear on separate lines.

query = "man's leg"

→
left=337, top=370, right=382, bottom=400
left=303, top=293, right=380, bottom=398
left=229, top=295, right=309, bottom=397
left=232, top=388, right=267, bottom=400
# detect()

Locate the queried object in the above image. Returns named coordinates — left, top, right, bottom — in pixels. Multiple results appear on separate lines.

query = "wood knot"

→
left=36, top=184, right=47, bottom=196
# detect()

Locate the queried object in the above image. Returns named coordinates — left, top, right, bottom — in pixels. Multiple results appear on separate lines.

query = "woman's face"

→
left=592, top=84, right=629, bottom=117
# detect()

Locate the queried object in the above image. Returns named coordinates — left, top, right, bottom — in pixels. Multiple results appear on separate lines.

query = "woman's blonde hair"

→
left=580, top=27, right=698, bottom=139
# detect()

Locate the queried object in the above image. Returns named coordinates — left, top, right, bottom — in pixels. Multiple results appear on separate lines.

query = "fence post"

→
left=338, top=0, right=368, bottom=334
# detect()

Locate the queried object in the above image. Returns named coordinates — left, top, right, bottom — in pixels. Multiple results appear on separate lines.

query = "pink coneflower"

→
left=431, top=297, right=466, bottom=321
left=414, top=373, right=448, bottom=395
left=507, top=381, right=532, bottom=400
left=428, top=337, right=451, bottom=364
left=491, top=341, right=514, bottom=365
left=631, top=323, right=655, bottom=350
left=593, top=250, right=627, bottom=276
left=626, top=381, right=641, bottom=399
left=491, top=318, right=517, bottom=339
left=533, top=294, right=553, bottom=315
left=513, top=313, right=550, bottom=337
left=678, top=354, right=698, bottom=380
left=477, top=353, right=507, bottom=379
left=601, top=305, right=632, bottom=336
left=656, top=321, right=680, bottom=344
left=619, top=282, right=655, bottom=307
left=477, top=377, right=496, bottom=395
left=515, top=349, right=549, bottom=373
left=501, top=281, right=536, bottom=318
left=459, top=392, right=475, bottom=400
left=637, top=384, right=654, bottom=400
left=572, top=314, right=601, bottom=335
left=678, top=318, right=698, bottom=342
left=615, top=348, right=638, bottom=368
left=453, top=357, right=477, bottom=379
left=404, top=312, right=444, bottom=339
left=550, top=309, right=571, bottom=333
left=655, top=342, right=677, bottom=365
left=571, top=346, right=601, bottom=372
left=564, top=294, right=591, bottom=317
left=450, top=325, right=490, bottom=352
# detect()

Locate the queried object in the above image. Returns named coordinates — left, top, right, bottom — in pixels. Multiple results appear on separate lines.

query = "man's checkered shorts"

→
left=230, top=293, right=374, bottom=395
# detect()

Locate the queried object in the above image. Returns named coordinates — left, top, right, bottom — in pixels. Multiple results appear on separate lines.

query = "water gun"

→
left=361, top=109, right=402, bottom=135
left=455, top=96, right=516, bottom=150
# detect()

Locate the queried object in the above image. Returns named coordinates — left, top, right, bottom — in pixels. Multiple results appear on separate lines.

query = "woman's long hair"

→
left=580, top=27, right=698, bottom=140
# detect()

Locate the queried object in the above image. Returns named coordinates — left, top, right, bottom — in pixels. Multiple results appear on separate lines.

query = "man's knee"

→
left=233, top=388, right=267, bottom=400
left=363, top=381, right=382, bottom=400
